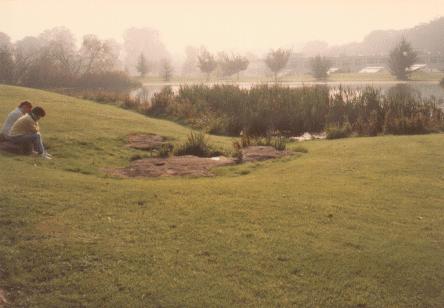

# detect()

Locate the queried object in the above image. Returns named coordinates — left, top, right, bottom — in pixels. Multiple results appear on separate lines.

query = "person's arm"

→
left=23, top=117, right=39, bottom=134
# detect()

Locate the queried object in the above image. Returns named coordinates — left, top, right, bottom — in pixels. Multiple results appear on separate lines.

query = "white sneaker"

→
left=41, top=153, right=53, bottom=160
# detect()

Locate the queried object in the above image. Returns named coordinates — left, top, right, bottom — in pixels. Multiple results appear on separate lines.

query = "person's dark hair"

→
left=18, top=101, right=32, bottom=108
left=32, top=106, right=46, bottom=118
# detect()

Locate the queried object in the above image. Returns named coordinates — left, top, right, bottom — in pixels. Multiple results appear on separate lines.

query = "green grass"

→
left=0, top=85, right=232, bottom=175
left=1, top=85, right=444, bottom=306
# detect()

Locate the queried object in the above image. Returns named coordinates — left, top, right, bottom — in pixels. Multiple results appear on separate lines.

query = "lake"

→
left=132, top=81, right=444, bottom=106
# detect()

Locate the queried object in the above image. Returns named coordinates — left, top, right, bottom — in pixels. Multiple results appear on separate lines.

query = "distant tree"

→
left=310, top=55, right=331, bottom=80
left=182, top=46, right=199, bottom=76
left=197, top=48, right=217, bottom=80
left=388, top=38, right=418, bottom=81
left=39, top=27, right=78, bottom=78
left=13, top=36, right=42, bottom=84
left=0, top=32, right=14, bottom=83
left=123, top=28, right=169, bottom=76
left=0, top=49, right=14, bottom=84
left=136, top=53, right=149, bottom=77
left=218, top=53, right=249, bottom=80
left=160, top=58, right=173, bottom=81
left=79, top=34, right=119, bottom=75
left=440, top=78, right=444, bottom=88
left=265, top=48, right=291, bottom=82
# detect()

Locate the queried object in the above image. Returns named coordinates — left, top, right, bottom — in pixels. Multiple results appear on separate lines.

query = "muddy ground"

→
left=126, top=133, right=172, bottom=151
left=107, top=145, right=294, bottom=178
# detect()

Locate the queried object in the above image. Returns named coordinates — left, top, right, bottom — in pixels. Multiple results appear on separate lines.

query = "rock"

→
left=0, top=140, right=31, bottom=155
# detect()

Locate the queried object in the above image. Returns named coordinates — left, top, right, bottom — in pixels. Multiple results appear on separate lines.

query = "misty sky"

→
left=1, top=0, right=444, bottom=54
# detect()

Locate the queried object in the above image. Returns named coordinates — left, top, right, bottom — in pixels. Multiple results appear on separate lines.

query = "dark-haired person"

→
left=0, top=101, right=33, bottom=140
left=9, top=107, right=52, bottom=159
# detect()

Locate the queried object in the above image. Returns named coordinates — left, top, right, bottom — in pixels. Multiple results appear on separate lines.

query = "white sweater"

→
left=1, top=108, right=24, bottom=136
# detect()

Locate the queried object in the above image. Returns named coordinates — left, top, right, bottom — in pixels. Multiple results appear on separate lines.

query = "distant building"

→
left=359, top=66, right=385, bottom=73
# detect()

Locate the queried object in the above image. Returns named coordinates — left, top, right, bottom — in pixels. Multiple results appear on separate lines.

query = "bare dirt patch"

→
left=107, top=155, right=235, bottom=177
left=106, top=146, right=296, bottom=178
left=241, top=146, right=293, bottom=162
left=126, top=133, right=171, bottom=151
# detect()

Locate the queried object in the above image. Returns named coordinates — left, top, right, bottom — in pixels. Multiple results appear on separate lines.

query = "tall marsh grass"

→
left=148, top=84, right=444, bottom=137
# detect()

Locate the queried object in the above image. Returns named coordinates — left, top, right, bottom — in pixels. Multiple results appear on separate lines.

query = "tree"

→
left=310, top=55, right=331, bottom=80
left=388, top=38, right=418, bottom=80
left=39, top=27, right=78, bottom=78
left=265, top=48, right=291, bottom=82
left=218, top=53, right=249, bottom=80
left=0, top=32, right=14, bottom=83
left=197, top=48, right=217, bottom=80
left=13, top=36, right=42, bottom=84
left=160, top=58, right=173, bottom=81
left=123, top=28, right=169, bottom=76
left=79, top=35, right=119, bottom=75
left=182, top=46, right=199, bottom=76
left=136, top=53, right=149, bottom=77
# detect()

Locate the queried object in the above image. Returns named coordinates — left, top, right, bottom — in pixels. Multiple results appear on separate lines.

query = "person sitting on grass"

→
left=8, top=106, right=52, bottom=159
left=0, top=101, right=33, bottom=141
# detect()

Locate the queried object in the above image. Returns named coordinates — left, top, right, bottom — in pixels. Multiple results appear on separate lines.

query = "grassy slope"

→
left=1, top=85, right=443, bottom=307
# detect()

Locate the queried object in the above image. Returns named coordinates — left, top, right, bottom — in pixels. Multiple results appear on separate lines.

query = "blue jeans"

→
left=9, top=133, right=45, bottom=154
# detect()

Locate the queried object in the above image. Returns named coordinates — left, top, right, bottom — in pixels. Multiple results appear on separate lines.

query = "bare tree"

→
left=0, top=32, right=14, bottom=83
left=160, top=58, right=173, bottom=81
left=265, top=48, right=291, bottom=82
left=79, top=34, right=119, bottom=75
left=197, top=48, right=217, bottom=81
left=39, top=27, right=78, bottom=79
left=13, top=36, right=42, bottom=84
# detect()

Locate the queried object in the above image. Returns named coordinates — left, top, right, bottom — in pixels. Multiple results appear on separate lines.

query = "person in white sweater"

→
left=0, top=101, right=33, bottom=140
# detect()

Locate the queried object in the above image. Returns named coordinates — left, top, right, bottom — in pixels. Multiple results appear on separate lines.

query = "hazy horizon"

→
left=1, top=0, right=444, bottom=55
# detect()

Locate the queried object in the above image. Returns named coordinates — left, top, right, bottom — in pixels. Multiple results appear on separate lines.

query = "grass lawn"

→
left=1, top=85, right=443, bottom=306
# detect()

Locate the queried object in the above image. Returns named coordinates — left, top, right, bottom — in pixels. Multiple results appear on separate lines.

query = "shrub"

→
left=174, top=131, right=221, bottom=157
left=144, top=84, right=443, bottom=138
left=272, top=136, right=287, bottom=151
left=148, top=86, right=175, bottom=116
left=326, top=123, right=352, bottom=139
left=158, top=143, right=173, bottom=158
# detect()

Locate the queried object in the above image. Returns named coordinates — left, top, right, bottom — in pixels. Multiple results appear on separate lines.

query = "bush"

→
left=326, top=123, right=352, bottom=139
left=158, top=143, right=174, bottom=158
left=174, top=131, right=221, bottom=157
left=272, top=136, right=287, bottom=151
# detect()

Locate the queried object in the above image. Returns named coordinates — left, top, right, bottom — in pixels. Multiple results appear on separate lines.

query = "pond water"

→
left=132, top=81, right=444, bottom=105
